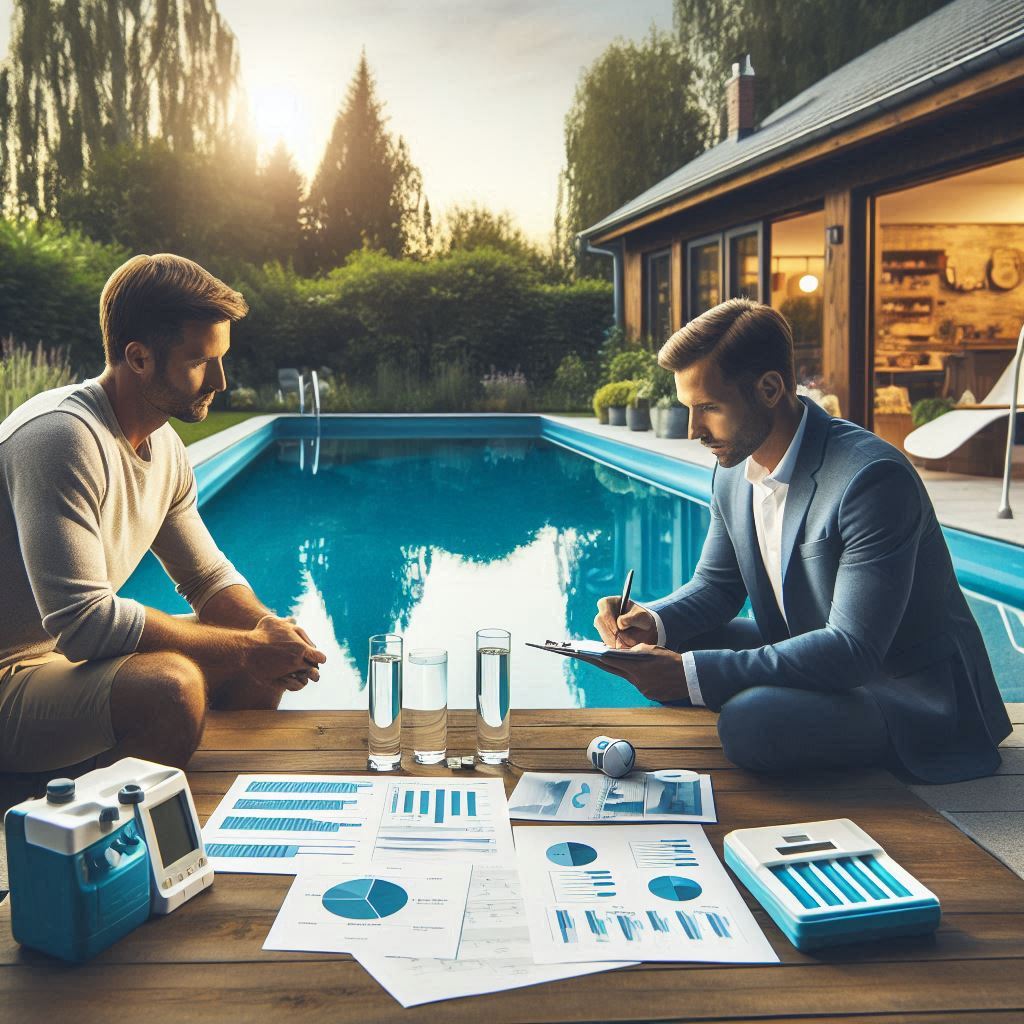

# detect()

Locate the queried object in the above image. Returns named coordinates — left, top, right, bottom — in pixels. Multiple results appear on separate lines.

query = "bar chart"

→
left=676, top=908, right=733, bottom=940
left=205, top=842, right=359, bottom=861
left=549, top=869, right=617, bottom=901
left=372, top=779, right=515, bottom=864
left=386, top=785, right=479, bottom=824
left=221, top=815, right=361, bottom=833
left=233, top=798, right=358, bottom=811
left=630, top=838, right=699, bottom=869
left=549, top=905, right=735, bottom=947
left=245, top=780, right=372, bottom=794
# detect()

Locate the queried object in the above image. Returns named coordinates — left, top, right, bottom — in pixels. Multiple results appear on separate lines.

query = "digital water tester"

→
left=4, top=757, right=213, bottom=961
left=112, top=757, right=213, bottom=913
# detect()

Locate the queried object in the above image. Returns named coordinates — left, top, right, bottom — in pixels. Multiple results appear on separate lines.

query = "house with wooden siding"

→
left=577, top=0, right=1024, bottom=467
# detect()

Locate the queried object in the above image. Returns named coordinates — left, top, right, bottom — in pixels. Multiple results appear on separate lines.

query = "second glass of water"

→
left=476, top=628, right=511, bottom=764
left=406, top=648, right=448, bottom=764
left=368, top=633, right=402, bottom=771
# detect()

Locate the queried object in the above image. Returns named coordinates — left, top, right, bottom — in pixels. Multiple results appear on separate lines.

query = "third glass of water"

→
left=476, top=628, right=511, bottom=764
left=406, top=648, right=448, bottom=764
left=368, top=633, right=402, bottom=771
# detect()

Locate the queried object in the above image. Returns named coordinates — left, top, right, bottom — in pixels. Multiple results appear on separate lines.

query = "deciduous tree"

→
left=1, top=0, right=245, bottom=216
left=673, top=0, right=954, bottom=140
left=557, top=30, right=709, bottom=275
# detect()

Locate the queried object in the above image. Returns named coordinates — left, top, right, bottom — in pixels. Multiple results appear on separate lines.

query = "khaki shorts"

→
left=0, top=651, right=139, bottom=774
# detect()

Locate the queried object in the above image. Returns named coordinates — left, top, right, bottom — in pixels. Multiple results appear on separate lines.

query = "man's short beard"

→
left=141, top=370, right=212, bottom=423
left=715, top=388, right=773, bottom=468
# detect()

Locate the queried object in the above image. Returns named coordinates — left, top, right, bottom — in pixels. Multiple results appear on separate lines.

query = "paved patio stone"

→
left=1001, top=724, right=1024, bottom=747
left=943, top=810, right=1024, bottom=878
left=912, top=774, right=1024, bottom=812
left=994, top=747, right=1024, bottom=774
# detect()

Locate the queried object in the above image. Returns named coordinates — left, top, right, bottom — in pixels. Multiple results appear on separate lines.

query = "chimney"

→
left=726, top=54, right=755, bottom=140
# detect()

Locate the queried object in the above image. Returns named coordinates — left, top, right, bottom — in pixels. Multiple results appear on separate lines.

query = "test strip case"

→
left=724, top=818, right=940, bottom=950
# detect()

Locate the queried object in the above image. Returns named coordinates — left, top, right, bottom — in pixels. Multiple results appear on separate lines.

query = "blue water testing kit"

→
left=4, top=757, right=213, bottom=962
left=724, top=818, right=941, bottom=951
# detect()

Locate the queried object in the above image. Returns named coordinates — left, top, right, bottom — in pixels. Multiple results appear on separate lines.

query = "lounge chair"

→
left=903, top=349, right=1024, bottom=461
left=277, top=367, right=301, bottom=401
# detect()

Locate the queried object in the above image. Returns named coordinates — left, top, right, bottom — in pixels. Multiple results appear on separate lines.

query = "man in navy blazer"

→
left=593, top=298, right=1010, bottom=783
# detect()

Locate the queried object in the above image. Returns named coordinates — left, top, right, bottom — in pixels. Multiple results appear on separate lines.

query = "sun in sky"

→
left=248, top=81, right=316, bottom=171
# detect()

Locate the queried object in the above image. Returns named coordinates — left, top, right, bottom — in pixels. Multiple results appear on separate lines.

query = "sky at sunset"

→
left=0, top=0, right=673, bottom=241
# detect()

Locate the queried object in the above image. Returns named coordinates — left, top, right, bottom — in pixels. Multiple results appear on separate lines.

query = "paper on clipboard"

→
left=526, top=640, right=654, bottom=660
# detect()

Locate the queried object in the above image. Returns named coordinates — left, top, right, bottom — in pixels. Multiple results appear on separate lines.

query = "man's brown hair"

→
left=100, top=254, right=249, bottom=366
left=658, top=298, right=795, bottom=391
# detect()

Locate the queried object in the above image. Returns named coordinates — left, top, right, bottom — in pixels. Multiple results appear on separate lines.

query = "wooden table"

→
left=3, top=707, right=1024, bottom=1023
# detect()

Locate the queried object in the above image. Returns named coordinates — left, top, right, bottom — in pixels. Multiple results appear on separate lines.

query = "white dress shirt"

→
left=648, top=403, right=809, bottom=706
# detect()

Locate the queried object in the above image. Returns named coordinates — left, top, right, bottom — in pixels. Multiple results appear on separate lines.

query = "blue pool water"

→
left=122, top=431, right=1024, bottom=707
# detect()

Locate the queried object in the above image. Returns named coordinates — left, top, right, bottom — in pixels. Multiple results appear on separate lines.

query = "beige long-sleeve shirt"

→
left=0, top=378, right=248, bottom=670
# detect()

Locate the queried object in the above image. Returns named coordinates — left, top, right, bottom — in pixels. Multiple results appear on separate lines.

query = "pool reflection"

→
left=123, top=438, right=710, bottom=709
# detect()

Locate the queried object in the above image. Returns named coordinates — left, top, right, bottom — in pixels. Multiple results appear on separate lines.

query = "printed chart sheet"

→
left=356, top=866, right=634, bottom=1006
left=514, top=824, right=778, bottom=964
left=263, top=863, right=471, bottom=959
left=508, top=770, right=716, bottom=823
left=201, top=774, right=514, bottom=874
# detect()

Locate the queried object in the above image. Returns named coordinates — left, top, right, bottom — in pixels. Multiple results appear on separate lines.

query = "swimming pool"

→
left=121, top=417, right=1024, bottom=707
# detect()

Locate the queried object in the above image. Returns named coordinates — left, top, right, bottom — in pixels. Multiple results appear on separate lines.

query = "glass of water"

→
left=368, top=633, right=402, bottom=771
left=476, top=628, right=511, bottom=764
left=406, top=648, right=448, bottom=764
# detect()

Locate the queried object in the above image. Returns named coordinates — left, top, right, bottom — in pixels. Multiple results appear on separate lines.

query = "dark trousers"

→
left=688, top=618, right=891, bottom=774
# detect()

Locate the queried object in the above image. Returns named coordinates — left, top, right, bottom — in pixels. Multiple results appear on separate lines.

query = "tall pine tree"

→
left=306, top=52, right=427, bottom=270
left=259, top=141, right=304, bottom=265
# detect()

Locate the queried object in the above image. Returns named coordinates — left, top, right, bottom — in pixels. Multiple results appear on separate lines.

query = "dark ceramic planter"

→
left=607, top=405, right=627, bottom=426
left=655, top=405, right=689, bottom=438
left=626, top=401, right=651, bottom=431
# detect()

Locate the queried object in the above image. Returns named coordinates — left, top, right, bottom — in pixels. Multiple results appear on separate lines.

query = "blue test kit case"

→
left=724, top=818, right=941, bottom=951
left=5, top=757, right=212, bottom=962
left=5, top=777, right=151, bottom=962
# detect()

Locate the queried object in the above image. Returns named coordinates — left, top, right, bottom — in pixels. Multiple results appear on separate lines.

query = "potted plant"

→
left=642, top=366, right=688, bottom=438
left=626, top=380, right=652, bottom=431
left=592, top=381, right=621, bottom=424
left=593, top=380, right=635, bottom=425
left=654, top=395, right=689, bottom=438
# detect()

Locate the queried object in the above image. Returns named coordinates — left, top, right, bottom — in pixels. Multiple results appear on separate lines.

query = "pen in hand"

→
left=613, top=569, right=634, bottom=646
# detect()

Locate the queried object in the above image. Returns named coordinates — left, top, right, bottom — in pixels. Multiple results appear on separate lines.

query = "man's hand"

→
left=245, top=614, right=326, bottom=687
left=594, top=596, right=657, bottom=648
left=573, top=644, right=688, bottom=704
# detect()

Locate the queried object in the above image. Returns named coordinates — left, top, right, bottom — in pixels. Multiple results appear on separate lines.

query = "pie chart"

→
left=546, top=841, right=598, bottom=867
left=322, top=878, right=409, bottom=919
left=648, top=875, right=702, bottom=902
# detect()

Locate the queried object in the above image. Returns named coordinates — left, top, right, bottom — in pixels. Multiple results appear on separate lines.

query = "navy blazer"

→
left=648, top=397, right=1011, bottom=783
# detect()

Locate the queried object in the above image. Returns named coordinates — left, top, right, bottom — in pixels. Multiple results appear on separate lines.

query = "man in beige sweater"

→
left=0, top=254, right=326, bottom=774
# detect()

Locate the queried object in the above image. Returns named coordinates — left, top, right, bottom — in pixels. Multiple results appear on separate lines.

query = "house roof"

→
left=580, top=0, right=1024, bottom=243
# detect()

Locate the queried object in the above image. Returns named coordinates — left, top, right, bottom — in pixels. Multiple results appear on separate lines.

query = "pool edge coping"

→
left=183, top=412, right=1024, bottom=610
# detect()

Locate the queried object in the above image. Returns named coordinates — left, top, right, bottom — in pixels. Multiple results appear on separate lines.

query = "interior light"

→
left=798, top=273, right=819, bottom=293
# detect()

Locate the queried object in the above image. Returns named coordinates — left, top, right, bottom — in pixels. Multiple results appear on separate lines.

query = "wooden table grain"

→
left=3, top=707, right=1023, bottom=1023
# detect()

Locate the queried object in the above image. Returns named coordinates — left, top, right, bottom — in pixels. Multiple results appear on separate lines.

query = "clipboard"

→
left=525, top=640, right=655, bottom=660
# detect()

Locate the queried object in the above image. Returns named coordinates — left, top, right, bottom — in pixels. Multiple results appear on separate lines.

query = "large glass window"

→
left=687, top=236, right=721, bottom=316
left=770, top=209, right=825, bottom=390
left=874, top=155, right=1024, bottom=459
left=726, top=226, right=761, bottom=300
left=644, top=249, right=672, bottom=343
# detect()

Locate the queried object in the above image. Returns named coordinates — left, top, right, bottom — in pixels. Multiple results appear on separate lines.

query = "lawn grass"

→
left=170, top=411, right=258, bottom=446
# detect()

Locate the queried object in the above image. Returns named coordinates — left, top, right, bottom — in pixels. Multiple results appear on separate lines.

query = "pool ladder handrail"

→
left=997, top=320, right=1024, bottom=519
left=295, top=371, right=322, bottom=431
left=295, top=372, right=321, bottom=476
